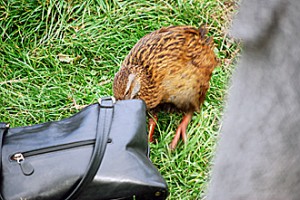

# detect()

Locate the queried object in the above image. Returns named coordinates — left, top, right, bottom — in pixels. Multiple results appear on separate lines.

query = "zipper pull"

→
left=13, top=153, right=34, bottom=176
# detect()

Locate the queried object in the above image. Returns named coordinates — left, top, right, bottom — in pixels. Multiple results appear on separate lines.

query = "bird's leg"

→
left=170, top=112, right=193, bottom=150
left=148, top=114, right=158, bottom=143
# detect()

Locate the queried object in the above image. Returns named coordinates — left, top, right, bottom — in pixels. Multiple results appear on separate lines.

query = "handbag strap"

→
left=65, top=97, right=115, bottom=200
left=0, top=123, right=9, bottom=200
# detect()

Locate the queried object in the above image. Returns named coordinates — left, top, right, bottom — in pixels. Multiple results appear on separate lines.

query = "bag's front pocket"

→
left=10, top=140, right=96, bottom=176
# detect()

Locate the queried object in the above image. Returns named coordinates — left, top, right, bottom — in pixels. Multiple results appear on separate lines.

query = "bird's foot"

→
left=169, top=113, right=192, bottom=150
left=148, top=115, right=158, bottom=143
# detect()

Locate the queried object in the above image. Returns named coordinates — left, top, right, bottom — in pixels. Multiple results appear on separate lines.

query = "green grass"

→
left=0, top=0, right=238, bottom=199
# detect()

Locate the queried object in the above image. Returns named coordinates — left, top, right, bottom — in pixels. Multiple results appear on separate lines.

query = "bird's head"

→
left=113, top=67, right=141, bottom=100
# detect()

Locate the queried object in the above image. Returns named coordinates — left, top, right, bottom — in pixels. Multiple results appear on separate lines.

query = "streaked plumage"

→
left=113, top=25, right=218, bottom=149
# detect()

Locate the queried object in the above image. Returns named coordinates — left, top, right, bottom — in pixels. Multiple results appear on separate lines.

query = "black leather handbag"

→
left=0, top=97, right=168, bottom=200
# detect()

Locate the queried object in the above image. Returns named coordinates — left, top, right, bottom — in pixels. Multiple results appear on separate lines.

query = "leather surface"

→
left=65, top=97, right=114, bottom=200
left=0, top=99, right=168, bottom=200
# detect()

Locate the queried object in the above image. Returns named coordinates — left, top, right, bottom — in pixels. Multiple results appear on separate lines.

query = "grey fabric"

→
left=207, top=0, right=300, bottom=199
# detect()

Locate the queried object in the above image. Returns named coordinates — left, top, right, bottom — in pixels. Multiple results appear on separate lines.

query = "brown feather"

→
left=113, top=25, right=218, bottom=114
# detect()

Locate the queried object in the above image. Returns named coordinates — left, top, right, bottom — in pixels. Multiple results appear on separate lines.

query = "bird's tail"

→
left=199, top=25, right=214, bottom=47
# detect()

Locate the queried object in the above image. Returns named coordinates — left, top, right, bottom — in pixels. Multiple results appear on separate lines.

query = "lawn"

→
left=0, top=0, right=238, bottom=199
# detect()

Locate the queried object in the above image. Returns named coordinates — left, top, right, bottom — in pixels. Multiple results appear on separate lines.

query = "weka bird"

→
left=113, top=25, right=218, bottom=150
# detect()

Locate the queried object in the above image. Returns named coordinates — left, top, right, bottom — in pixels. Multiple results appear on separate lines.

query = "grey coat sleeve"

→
left=207, top=0, right=300, bottom=199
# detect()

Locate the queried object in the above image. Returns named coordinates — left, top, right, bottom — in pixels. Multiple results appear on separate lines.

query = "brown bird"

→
left=113, top=25, right=218, bottom=150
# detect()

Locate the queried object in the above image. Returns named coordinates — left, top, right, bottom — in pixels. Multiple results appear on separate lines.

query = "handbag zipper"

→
left=11, top=139, right=96, bottom=176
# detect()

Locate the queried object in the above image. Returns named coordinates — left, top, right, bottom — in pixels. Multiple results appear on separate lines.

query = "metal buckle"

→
left=98, top=96, right=116, bottom=108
